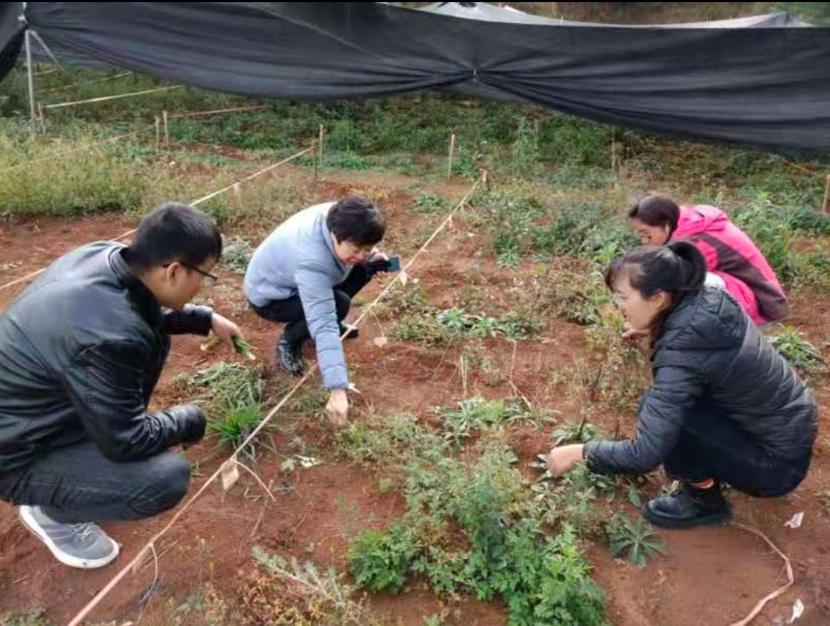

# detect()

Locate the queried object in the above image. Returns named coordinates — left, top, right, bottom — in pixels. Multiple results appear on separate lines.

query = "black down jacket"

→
left=584, top=286, right=818, bottom=475
left=0, top=243, right=211, bottom=472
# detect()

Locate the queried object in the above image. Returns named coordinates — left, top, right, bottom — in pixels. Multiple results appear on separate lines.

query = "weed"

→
left=440, top=397, right=530, bottom=448
left=437, top=307, right=540, bottom=341
left=349, top=443, right=608, bottom=625
left=414, top=193, right=449, bottom=215
left=2, top=609, right=53, bottom=626
left=390, top=313, right=450, bottom=347
left=767, top=325, right=825, bottom=374
left=252, top=548, right=385, bottom=626
left=348, top=522, right=420, bottom=593
left=221, top=235, right=254, bottom=275
left=605, top=514, right=665, bottom=569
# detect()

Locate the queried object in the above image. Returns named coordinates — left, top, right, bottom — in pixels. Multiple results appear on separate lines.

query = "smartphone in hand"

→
left=368, top=255, right=402, bottom=273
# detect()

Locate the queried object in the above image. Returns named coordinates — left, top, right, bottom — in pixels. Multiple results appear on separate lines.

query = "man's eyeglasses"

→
left=164, top=262, right=218, bottom=285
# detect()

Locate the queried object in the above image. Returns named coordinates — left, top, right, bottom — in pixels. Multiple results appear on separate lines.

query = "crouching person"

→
left=0, top=203, right=244, bottom=568
left=546, top=242, right=817, bottom=529
left=244, top=195, right=390, bottom=427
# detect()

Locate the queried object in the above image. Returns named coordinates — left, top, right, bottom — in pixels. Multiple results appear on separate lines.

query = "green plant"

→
left=0, top=134, right=146, bottom=217
left=414, top=193, right=449, bottom=215
left=180, top=362, right=270, bottom=454
left=253, top=548, right=383, bottom=626
left=349, top=442, right=608, bottom=625
left=221, top=235, right=254, bottom=274
left=440, top=397, right=529, bottom=448
left=181, top=362, right=266, bottom=408
left=541, top=263, right=611, bottom=326
left=605, top=514, right=665, bottom=568
left=348, top=522, right=420, bottom=593
left=2, top=609, right=54, bottom=626
left=767, top=325, right=825, bottom=374
left=208, top=399, right=266, bottom=451
left=732, top=191, right=796, bottom=283
left=390, top=313, right=450, bottom=347
left=436, top=307, right=539, bottom=341
left=232, top=335, right=257, bottom=361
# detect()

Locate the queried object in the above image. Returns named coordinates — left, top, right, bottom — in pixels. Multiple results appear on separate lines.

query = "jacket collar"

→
left=108, top=245, right=164, bottom=330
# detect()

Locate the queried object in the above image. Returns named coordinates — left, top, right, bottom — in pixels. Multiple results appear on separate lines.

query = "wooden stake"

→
left=823, top=174, right=830, bottom=214
left=312, top=141, right=319, bottom=181
left=448, top=134, right=456, bottom=179
left=318, top=124, right=325, bottom=168
left=163, top=110, right=170, bottom=147
left=154, top=116, right=161, bottom=150
left=36, top=102, right=45, bottom=134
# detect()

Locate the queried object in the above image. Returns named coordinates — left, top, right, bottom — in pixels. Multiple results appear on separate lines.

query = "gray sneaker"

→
left=18, top=505, right=120, bottom=569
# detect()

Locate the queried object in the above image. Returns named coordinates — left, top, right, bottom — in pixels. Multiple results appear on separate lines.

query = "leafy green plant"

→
left=414, top=193, right=449, bottom=215
left=221, top=235, right=254, bottom=274
left=767, top=325, right=825, bottom=373
left=347, top=522, right=420, bottom=593
left=440, top=397, right=529, bottom=448
left=348, top=442, right=608, bottom=626
left=605, top=514, right=665, bottom=569
left=390, top=313, right=450, bottom=347
left=2, top=609, right=54, bottom=626
left=436, top=307, right=539, bottom=341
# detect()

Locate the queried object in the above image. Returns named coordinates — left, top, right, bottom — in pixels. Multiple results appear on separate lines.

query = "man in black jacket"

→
left=0, top=203, right=243, bottom=569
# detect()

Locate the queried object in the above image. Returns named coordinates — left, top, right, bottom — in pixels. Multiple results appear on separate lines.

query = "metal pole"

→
left=25, top=29, right=36, bottom=135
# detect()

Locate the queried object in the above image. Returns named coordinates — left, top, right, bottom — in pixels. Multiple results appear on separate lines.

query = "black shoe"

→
left=643, top=482, right=731, bottom=529
left=276, top=335, right=304, bottom=376
left=339, top=323, right=359, bottom=340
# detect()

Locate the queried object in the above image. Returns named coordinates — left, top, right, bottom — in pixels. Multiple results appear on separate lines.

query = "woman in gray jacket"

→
left=245, top=195, right=389, bottom=426
left=547, top=242, right=817, bottom=529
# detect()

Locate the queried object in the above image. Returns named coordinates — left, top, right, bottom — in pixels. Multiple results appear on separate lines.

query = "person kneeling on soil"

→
left=628, top=195, right=789, bottom=327
left=546, top=242, right=817, bottom=529
left=244, top=195, right=391, bottom=427
left=0, top=203, right=244, bottom=569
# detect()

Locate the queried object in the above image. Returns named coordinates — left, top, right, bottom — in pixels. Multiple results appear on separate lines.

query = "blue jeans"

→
left=0, top=440, right=190, bottom=523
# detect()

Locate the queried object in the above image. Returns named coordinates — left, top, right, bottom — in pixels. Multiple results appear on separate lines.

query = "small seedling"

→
left=606, top=513, right=665, bottom=568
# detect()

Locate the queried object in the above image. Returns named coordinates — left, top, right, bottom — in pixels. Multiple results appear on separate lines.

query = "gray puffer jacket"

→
left=584, top=287, right=818, bottom=474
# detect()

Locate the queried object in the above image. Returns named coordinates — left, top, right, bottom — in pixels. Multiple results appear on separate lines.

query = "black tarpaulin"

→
left=1, top=2, right=828, bottom=154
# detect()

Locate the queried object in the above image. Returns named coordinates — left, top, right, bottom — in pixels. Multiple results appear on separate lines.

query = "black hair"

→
left=605, top=241, right=706, bottom=344
left=127, top=202, right=222, bottom=272
left=628, top=195, right=680, bottom=239
left=326, top=195, right=385, bottom=246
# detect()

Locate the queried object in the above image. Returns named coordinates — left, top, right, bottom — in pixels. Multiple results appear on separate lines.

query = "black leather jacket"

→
left=0, top=243, right=210, bottom=471
left=585, top=287, right=818, bottom=475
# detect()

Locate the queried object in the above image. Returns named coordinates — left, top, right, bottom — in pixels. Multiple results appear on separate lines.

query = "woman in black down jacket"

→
left=546, top=241, right=818, bottom=529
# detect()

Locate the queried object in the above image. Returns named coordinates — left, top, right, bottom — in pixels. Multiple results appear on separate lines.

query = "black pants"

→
left=250, top=266, right=372, bottom=345
left=0, top=440, right=190, bottom=524
left=665, top=406, right=812, bottom=498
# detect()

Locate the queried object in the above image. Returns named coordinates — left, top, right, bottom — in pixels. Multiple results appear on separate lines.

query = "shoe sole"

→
left=19, top=507, right=120, bottom=569
left=642, top=504, right=732, bottom=530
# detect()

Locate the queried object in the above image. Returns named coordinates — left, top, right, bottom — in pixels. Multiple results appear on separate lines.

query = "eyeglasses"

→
left=164, top=262, right=218, bottom=285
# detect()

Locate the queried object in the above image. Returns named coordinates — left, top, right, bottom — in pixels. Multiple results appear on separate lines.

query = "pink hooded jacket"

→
left=673, top=205, right=789, bottom=324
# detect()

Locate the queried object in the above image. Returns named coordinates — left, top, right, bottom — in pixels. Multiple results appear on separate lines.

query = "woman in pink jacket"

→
left=628, top=195, right=789, bottom=325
